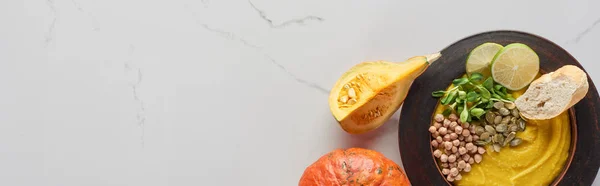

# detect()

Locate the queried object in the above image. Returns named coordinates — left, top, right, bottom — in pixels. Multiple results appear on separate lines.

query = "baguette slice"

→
left=515, top=65, right=589, bottom=120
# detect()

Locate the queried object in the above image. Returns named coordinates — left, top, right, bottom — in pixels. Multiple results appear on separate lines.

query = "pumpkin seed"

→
left=509, top=117, right=517, bottom=125
left=518, top=119, right=526, bottom=131
left=495, top=124, right=508, bottom=133
left=499, top=108, right=510, bottom=116
left=348, top=88, right=356, bottom=98
left=510, top=138, right=522, bottom=146
left=494, top=116, right=502, bottom=125
left=501, top=116, right=511, bottom=125
left=504, top=102, right=516, bottom=109
left=512, top=109, right=520, bottom=118
left=493, top=134, right=504, bottom=144
left=485, top=125, right=496, bottom=135
left=485, top=112, right=495, bottom=124
left=475, top=140, right=489, bottom=146
left=509, top=124, right=518, bottom=132
left=493, top=144, right=501, bottom=152
left=493, top=102, right=505, bottom=109
left=480, top=132, right=490, bottom=140
left=504, top=132, right=515, bottom=147
left=475, top=126, right=485, bottom=135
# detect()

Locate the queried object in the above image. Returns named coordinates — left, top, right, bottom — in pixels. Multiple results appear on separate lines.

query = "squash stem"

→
left=425, top=52, right=441, bottom=64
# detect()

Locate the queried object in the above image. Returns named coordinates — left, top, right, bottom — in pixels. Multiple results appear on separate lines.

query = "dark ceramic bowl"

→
left=398, top=30, right=600, bottom=185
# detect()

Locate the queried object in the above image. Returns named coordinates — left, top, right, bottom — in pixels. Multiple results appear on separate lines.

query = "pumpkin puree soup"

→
left=434, top=86, right=571, bottom=185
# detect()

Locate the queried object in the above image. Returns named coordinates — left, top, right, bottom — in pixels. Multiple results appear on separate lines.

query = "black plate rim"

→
left=397, top=30, right=600, bottom=186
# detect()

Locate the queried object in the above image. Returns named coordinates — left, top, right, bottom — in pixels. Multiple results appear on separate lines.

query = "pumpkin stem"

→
left=425, top=52, right=442, bottom=64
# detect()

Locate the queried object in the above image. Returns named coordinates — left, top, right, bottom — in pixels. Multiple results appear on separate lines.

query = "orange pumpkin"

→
left=298, top=148, right=410, bottom=186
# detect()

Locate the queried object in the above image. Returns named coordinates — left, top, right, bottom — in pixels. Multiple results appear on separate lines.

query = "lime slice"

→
left=490, top=43, right=540, bottom=90
left=466, top=42, right=503, bottom=78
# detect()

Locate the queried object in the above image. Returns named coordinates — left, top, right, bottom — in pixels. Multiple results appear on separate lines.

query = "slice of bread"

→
left=515, top=65, right=589, bottom=120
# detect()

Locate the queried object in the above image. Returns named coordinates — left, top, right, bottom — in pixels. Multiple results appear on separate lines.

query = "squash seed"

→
left=508, top=124, right=518, bottom=132
left=511, top=109, right=520, bottom=118
left=480, top=132, right=490, bottom=140
left=509, top=117, right=517, bottom=125
left=493, top=144, right=501, bottom=152
left=475, top=140, right=489, bottom=146
left=348, top=88, right=357, bottom=98
left=501, top=116, right=511, bottom=125
left=495, top=124, right=507, bottom=133
left=518, top=119, right=526, bottom=131
left=485, top=112, right=495, bottom=124
left=510, top=138, right=523, bottom=146
left=504, top=102, right=516, bottom=109
left=347, top=98, right=357, bottom=105
left=485, top=125, right=496, bottom=135
left=493, top=134, right=504, bottom=145
left=494, top=116, right=502, bottom=125
left=499, top=108, right=510, bottom=116
left=475, top=126, right=485, bottom=135
left=504, top=132, right=516, bottom=147
left=493, top=102, right=505, bottom=109
left=340, top=95, right=349, bottom=103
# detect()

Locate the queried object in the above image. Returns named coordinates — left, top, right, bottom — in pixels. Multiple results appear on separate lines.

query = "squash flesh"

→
left=329, top=56, right=433, bottom=134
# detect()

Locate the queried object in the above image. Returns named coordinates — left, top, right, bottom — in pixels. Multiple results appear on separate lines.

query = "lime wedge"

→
left=466, top=42, right=503, bottom=78
left=490, top=43, right=540, bottom=90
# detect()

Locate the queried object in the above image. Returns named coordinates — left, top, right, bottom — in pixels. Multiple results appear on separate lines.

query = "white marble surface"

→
left=1, top=0, right=599, bottom=185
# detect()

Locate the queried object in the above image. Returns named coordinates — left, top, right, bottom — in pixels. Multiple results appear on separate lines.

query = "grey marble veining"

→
left=0, top=0, right=599, bottom=185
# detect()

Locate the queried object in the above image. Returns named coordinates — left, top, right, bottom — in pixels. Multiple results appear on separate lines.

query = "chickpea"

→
left=429, top=126, right=437, bottom=134
left=462, top=154, right=470, bottom=161
left=439, top=127, right=448, bottom=136
left=450, top=168, right=459, bottom=176
left=434, top=114, right=444, bottom=122
left=455, top=173, right=462, bottom=181
left=468, top=157, right=474, bottom=164
left=469, top=146, right=478, bottom=154
left=452, top=139, right=460, bottom=147
left=478, top=147, right=486, bottom=154
left=465, top=135, right=473, bottom=142
left=448, top=113, right=458, bottom=121
left=443, top=119, right=451, bottom=127
left=444, top=142, right=453, bottom=150
left=449, top=122, right=458, bottom=131
left=436, top=136, right=443, bottom=143
left=442, top=168, right=450, bottom=175
left=443, top=134, right=451, bottom=142
left=455, top=126, right=463, bottom=135
left=466, top=143, right=475, bottom=151
left=433, top=149, right=442, bottom=158
left=462, top=129, right=471, bottom=137
left=464, top=163, right=472, bottom=172
left=458, top=160, right=466, bottom=169
left=447, top=175, right=455, bottom=182
left=441, top=162, right=449, bottom=168
left=433, top=122, right=442, bottom=129
left=462, top=122, right=470, bottom=129
left=448, top=154, right=456, bottom=163
left=431, top=140, right=439, bottom=148
left=458, top=147, right=467, bottom=155
left=474, top=154, right=482, bottom=163
left=441, top=154, right=448, bottom=162
left=452, top=146, right=458, bottom=153
left=450, top=133, right=458, bottom=140
left=432, top=131, right=440, bottom=138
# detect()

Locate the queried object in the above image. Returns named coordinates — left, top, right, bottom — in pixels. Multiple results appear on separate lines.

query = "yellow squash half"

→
left=329, top=53, right=441, bottom=134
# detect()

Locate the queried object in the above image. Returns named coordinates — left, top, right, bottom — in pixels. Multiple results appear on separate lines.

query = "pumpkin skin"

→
left=298, top=148, right=410, bottom=186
